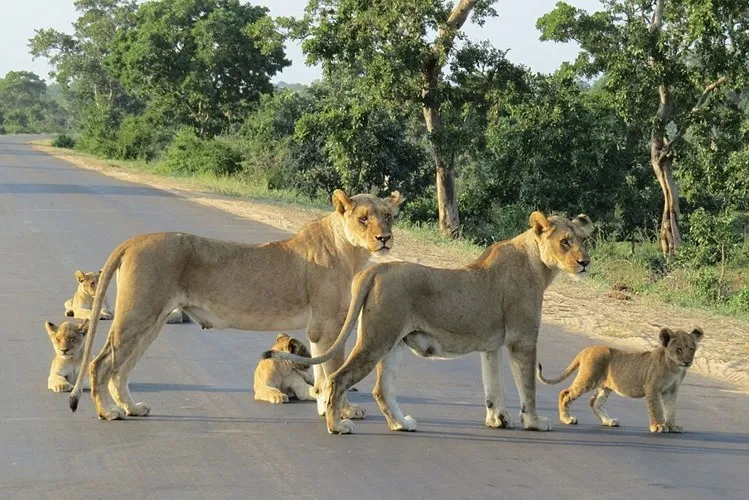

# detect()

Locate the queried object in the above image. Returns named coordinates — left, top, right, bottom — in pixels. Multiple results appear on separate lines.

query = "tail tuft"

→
left=69, top=394, right=79, bottom=412
left=261, top=350, right=275, bottom=360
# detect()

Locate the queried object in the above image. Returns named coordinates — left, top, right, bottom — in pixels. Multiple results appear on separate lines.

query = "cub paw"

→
left=561, top=415, right=578, bottom=425
left=98, top=405, right=126, bottom=421
left=126, top=402, right=151, bottom=417
left=667, top=423, right=684, bottom=433
left=521, top=413, right=552, bottom=431
left=342, top=403, right=366, bottom=420
left=49, top=381, right=74, bottom=393
left=603, top=418, right=620, bottom=427
left=65, top=310, right=75, bottom=318
left=270, top=393, right=289, bottom=404
left=650, top=423, right=668, bottom=433
left=335, top=418, right=355, bottom=435
left=391, top=415, right=418, bottom=432
left=100, top=311, right=114, bottom=320
left=485, top=408, right=513, bottom=429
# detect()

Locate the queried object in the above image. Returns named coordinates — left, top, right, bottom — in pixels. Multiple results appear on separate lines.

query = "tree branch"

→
left=649, top=0, right=665, bottom=34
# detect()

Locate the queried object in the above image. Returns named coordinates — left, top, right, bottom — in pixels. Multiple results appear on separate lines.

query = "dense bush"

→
left=159, top=127, right=242, bottom=176
left=52, top=133, right=76, bottom=149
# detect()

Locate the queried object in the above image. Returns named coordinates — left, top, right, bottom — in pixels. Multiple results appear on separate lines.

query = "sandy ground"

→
left=32, top=143, right=749, bottom=392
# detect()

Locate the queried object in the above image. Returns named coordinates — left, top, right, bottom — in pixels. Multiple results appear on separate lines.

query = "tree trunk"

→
left=651, top=138, right=681, bottom=257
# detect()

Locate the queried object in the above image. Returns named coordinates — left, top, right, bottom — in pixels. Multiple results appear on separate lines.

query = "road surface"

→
left=1, top=135, right=747, bottom=500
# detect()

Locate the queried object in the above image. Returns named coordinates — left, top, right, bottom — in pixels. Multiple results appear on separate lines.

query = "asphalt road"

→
left=1, top=135, right=748, bottom=500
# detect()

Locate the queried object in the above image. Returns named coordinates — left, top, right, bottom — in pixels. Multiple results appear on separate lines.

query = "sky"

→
left=0, top=0, right=601, bottom=85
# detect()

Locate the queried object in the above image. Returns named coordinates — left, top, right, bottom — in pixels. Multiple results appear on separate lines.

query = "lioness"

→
left=69, top=189, right=403, bottom=421
left=46, top=319, right=88, bottom=392
left=254, top=333, right=316, bottom=404
left=537, top=327, right=703, bottom=433
left=267, top=211, right=592, bottom=434
left=64, top=270, right=113, bottom=320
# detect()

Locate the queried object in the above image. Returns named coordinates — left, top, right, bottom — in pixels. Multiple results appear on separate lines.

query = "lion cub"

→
left=64, top=270, right=113, bottom=320
left=537, top=327, right=703, bottom=433
left=254, top=333, right=316, bottom=404
left=46, top=320, right=89, bottom=392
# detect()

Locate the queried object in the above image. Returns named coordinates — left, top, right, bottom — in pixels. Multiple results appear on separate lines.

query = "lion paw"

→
left=561, top=415, right=578, bottom=425
left=65, top=310, right=75, bottom=318
left=603, top=418, right=620, bottom=427
left=666, top=423, right=683, bottom=433
left=521, top=413, right=552, bottom=431
left=49, top=381, right=74, bottom=393
left=270, top=393, right=289, bottom=404
left=336, top=418, right=356, bottom=435
left=98, top=405, right=126, bottom=421
left=316, top=395, right=327, bottom=416
left=391, top=415, right=418, bottom=432
left=650, top=423, right=668, bottom=433
left=126, top=402, right=151, bottom=416
left=485, top=408, right=513, bottom=429
left=342, top=403, right=366, bottom=420
left=100, top=310, right=113, bottom=320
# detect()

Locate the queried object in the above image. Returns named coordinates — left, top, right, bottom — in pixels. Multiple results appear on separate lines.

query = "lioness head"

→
left=333, top=189, right=405, bottom=253
left=659, top=327, right=703, bottom=368
left=46, top=320, right=88, bottom=359
left=530, top=211, right=593, bottom=279
left=75, top=269, right=101, bottom=297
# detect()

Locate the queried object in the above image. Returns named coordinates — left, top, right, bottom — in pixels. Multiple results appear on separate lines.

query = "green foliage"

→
left=681, top=208, right=745, bottom=267
left=159, top=127, right=242, bottom=176
left=0, top=71, right=67, bottom=133
left=52, top=133, right=76, bottom=149
left=110, top=0, right=289, bottom=138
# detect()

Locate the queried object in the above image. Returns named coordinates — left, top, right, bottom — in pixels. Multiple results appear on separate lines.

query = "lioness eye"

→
left=560, top=239, right=569, bottom=247
left=359, top=216, right=368, bottom=224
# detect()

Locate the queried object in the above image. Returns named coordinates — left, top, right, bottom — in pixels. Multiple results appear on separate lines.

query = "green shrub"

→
left=116, top=114, right=168, bottom=160
left=159, top=127, right=242, bottom=176
left=52, top=133, right=76, bottom=149
left=687, top=268, right=726, bottom=304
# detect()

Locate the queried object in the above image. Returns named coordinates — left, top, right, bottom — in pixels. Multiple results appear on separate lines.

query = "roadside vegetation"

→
left=18, top=0, right=749, bottom=320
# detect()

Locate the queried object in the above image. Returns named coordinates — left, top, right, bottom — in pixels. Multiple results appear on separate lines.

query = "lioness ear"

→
left=276, top=332, right=289, bottom=342
left=75, top=270, right=86, bottom=283
left=45, top=321, right=57, bottom=336
left=332, top=189, right=353, bottom=214
left=78, top=319, right=90, bottom=334
left=690, top=327, right=704, bottom=343
left=572, top=214, right=593, bottom=237
left=659, top=327, right=673, bottom=347
left=386, top=190, right=405, bottom=207
left=530, top=211, right=550, bottom=236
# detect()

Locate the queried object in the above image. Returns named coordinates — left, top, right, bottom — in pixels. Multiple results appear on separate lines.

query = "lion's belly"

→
left=182, top=306, right=310, bottom=332
left=403, top=331, right=501, bottom=359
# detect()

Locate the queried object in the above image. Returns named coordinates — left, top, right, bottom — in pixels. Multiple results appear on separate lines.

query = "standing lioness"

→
left=69, top=189, right=403, bottom=421
left=267, top=211, right=592, bottom=434
left=537, top=327, right=703, bottom=433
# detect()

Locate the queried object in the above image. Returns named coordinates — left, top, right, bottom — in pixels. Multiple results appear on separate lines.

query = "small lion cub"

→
left=254, top=333, right=316, bottom=404
left=46, top=319, right=89, bottom=392
left=537, top=327, right=703, bottom=433
left=64, top=269, right=113, bottom=320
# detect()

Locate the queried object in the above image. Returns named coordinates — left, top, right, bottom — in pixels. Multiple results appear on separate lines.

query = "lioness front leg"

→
left=48, top=373, right=73, bottom=393
left=481, top=349, right=512, bottom=429
left=662, top=386, right=683, bottom=433
left=646, top=387, right=668, bottom=433
left=373, top=343, right=417, bottom=432
left=507, top=341, right=551, bottom=431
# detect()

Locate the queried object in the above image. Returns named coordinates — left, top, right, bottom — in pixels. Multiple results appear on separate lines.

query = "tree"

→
left=110, top=0, right=290, bottom=138
left=294, top=0, right=499, bottom=236
left=0, top=71, right=67, bottom=133
left=538, top=0, right=749, bottom=257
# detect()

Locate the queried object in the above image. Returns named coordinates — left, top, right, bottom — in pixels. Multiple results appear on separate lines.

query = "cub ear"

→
left=690, top=327, right=704, bottom=343
left=529, top=211, right=550, bottom=236
left=572, top=214, right=593, bottom=237
left=659, top=327, right=674, bottom=347
left=77, top=319, right=90, bottom=334
left=276, top=332, right=290, bottom=342
left=75, top=270, right=86, bottom=283
left=45, top=321, right=58, bottom=336
left=332, top=189, right=353, bottom=215
left=289, top=339, right=309, bottom=357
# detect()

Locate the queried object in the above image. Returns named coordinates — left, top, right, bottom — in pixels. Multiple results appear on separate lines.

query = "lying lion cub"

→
left=46, top=319, right=89, bottom=392
left=64, top=270, right=113, bottom=320
left=254, top=333, right=316, bottom=404
left=537, top=327, right=703, bottom=433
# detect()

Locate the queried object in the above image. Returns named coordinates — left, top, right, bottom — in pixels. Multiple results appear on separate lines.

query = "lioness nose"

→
left=577, top=258, right=590, bottom=267
left=376, top=234, right=391, bottom=244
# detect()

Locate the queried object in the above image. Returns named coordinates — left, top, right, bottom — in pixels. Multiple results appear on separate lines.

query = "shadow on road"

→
left=0, top=183, right=174, bottom=197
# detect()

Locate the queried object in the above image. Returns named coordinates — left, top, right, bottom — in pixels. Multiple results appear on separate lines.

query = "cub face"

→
left=659, top=327, right=703, bottom=368
left=46, top=320, right=88, bottom=359
left=75, top=269, right=101, bottom=297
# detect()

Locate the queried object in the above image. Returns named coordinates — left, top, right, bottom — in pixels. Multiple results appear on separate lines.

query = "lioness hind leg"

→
left=373, top=342, right=416, bottom=432
left=90, top=336, right=126, bottom=421
left=107, top=324, right=162, bottom=417
left=589, top=388, right=618, bottom=427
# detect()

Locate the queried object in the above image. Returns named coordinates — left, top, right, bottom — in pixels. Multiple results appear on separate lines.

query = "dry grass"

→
left=32, top=141, right=749, bottom=392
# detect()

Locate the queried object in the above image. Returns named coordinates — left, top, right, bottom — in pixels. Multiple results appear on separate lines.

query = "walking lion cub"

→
left=537, top=327, right=703, bottom=433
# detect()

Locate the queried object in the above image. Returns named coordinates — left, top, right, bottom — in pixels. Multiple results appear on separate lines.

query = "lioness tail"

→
left=69, top=241, right=129, bottom=412
left=536, top=354, right=581, bottom=385
left=262, top=267, right=379, bottom=366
